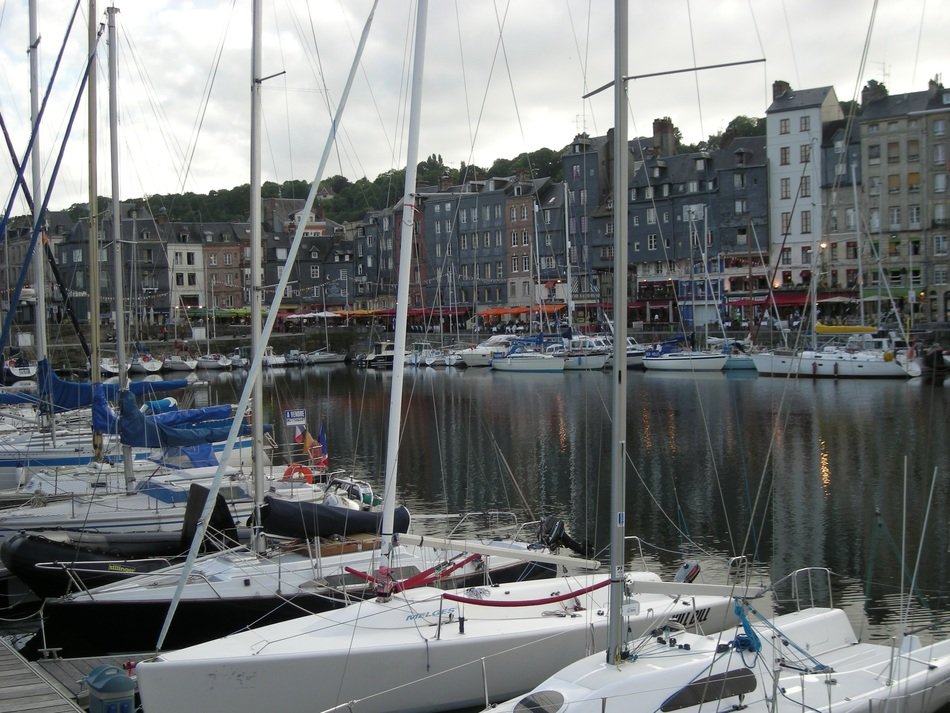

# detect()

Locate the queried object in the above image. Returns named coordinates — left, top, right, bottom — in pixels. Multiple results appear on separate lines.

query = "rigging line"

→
left=779, top=0, right=801, bottom=88
left=912, top=0, right=926, bottom=85
left=685, top=0, right=705, bottom=142
left=453, top=0, right=475, bottom=151
left=456, top=2, right=509, bottom=184
left=175, top=0, right=237, bottom=195
left=903, top=465, right=938, bottom=624
left=491, top=1, right=536, bottom=181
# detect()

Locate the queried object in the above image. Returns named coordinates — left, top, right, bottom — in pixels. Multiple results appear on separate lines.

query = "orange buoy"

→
left=283, top=464, right=314, bottom=484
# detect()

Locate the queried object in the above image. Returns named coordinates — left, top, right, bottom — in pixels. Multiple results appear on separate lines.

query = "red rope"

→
left=442, top=577, right=609, bottom=607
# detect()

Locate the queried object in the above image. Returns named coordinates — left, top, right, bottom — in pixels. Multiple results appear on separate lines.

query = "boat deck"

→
left=0, top=637, right=85, bottom=712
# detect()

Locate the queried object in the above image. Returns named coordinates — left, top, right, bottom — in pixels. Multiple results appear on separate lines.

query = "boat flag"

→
left=294, top=425, right=305, bottom=444
left=312, top=423, right=329, bottom=469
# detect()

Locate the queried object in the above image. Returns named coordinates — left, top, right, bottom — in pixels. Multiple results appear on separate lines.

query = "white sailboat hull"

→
left=643, top=353, right=727, bottom=371
left=491, top=353, right=565, bottom=372
left=136, top=573, right=738, bottom=713
left=751, top=349, right=917, bottom=378
left=488, top=607, right=950, bottom=713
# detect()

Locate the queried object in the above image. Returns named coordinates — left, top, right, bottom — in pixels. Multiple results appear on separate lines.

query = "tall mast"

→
left=607, top=0, right=629, bottom=666
left=249, top=0, right=265, bottom=554
left=28, top=0, right=47, bottom=362
left=381, top=0, right=427, bottom=556
left=107, top=6, right=132, bottom=489
left=851, top=161, right=865, bottom=324
left=563, top=181, right=573, bottom=331
left=88, top=0, right=100, bottom=387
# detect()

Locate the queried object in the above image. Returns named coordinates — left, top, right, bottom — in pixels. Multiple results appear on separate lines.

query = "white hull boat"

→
left=491, top=352, right=565, bottom=373
left=196, top=353, right=233, bottom=370
left=162, top=354, right=197, bottom=371
left=751, top=348, right=918, bottom=378
left=129, top=354, right=164, bottom=374
left=488, top=605, right=950, bottom=713
left=643, top=352, right=727, bottom=372
left=135, top=572, right=740, bottom=713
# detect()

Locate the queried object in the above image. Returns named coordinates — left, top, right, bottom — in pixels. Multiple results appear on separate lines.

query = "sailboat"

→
left=37, top=0, right=585, bottom=662
left=134, top=5, right=742, bottom=713
left=487, top=8, right=950, bottom=710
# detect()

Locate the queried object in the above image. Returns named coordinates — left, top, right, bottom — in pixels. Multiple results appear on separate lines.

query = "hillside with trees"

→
left=61, top=119, right=764, bottom=225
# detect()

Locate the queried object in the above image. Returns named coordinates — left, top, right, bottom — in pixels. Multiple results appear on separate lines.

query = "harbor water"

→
left=193, top=364, right=948, bottom=648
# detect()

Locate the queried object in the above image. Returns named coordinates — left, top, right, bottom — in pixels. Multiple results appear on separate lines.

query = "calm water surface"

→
left=197, top=363, right=949, bottom=653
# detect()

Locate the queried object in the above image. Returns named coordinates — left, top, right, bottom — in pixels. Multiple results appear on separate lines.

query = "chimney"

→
left=652, top=118, right=675, bottom=157
left=772, top=80, right=791, bottom=100
left=439, top=172, right=451, bottom=192
left=861, top=79, right=887, bottom=106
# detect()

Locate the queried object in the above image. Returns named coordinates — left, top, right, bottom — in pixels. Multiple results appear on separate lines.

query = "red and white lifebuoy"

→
left=283, top=464, right=314, bottom=484
left=7, top=360, right=15, bottom=369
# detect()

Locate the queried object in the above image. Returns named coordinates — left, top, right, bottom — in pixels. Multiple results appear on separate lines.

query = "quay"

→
left=0, top=637, right=84, bottom=712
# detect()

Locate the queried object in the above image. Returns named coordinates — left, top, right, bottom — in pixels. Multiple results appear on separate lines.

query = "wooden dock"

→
left=0, top=638, right=83, bottom=712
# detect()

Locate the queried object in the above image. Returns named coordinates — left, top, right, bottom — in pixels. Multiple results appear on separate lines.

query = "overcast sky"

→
left=0, top=0, right=947, bottom=215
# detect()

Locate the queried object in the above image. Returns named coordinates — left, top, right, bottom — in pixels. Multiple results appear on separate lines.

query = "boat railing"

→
left=769, top=566, right=835, bottom=611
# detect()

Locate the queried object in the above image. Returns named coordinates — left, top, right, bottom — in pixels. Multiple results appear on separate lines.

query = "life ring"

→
left=141, top=355, right=151, bottom=362
left=7, top=360, right=15, bottom=369
left=283, top=464, right=314, bottom=484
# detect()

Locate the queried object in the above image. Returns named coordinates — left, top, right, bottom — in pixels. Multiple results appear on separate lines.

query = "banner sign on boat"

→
left=284, top=408, right=306, bottom=426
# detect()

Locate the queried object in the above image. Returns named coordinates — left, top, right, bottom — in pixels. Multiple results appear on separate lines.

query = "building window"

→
left=888, top=174, right=900, bottom=194
left=734, top=199, right=747, bottom=214
left=829, top=211, right=838, bottom=231
left=733, top=173, right=745, bottom=189
left=934, top=234, right=948, bottom=255
left=800, top=144, right=811, bottom=163
left=780, top=177, right=790, bottom=200
left=800, top=175, right=811, bottom=198
left=310, top=265, right=320, bottom=279
left=780, top=247, right=791, bottom=265
left=496, top=261, right=503, bottom=279
left=522, top=255, right=529, bottom=272
left=908, top=172, right=921, bottom=193
left=800, top=115, right=810, bottom=132
left=935, top=174, right=947, bottom=193
left=522, top=230, right=529, bottom=246
left=647, top=234, right=657, bottom=250
left=935, top=266, right=948, bottom=285
left=687, top=180, right=699, bottom=193
left=887, top=142, right=900, bottom=163
left=868, top=176, right=881, bottom=196
left=934, top=119, right=946, bottom=137
left=889, top=206, right=901, bottom=229
left=647, top=208, right=656, bottom=224
left=780, top=146, right=790, bottom=165
left=933, top=143, right=947, bottom=166
left=909, top=204, right=921, bottom=227
left=511, top=256, right=518, bottom=272
left=461, top=234, right=468, bottom=250
left=520, top=205, right=528, bottom=221
left=780, top=118, right=790, bottom=134
left=868, top=144, right=881, bottom=164
left=781, top=212, right=791, bottom=234
left=801, top=210, right=812, bottom=233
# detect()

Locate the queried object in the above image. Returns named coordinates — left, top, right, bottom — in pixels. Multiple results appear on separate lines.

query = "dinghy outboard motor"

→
left=674, top=559, right=701, bottom=583
left=537, top=515, right=587, bottom=557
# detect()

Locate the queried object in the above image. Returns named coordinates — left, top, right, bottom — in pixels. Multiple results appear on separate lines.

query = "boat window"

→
left=660, top=668, right=757, bottom=712
left=513, top=690, right=565, bottom=713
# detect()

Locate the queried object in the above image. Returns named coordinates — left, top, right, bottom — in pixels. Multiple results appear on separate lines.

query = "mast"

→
left=850, top=162, right=865, bottom=324
left=28, top=0, right=47, bottom=363
left=156, top=0, right=379, bottom=652
left=607, top=0, right=628, bottom=666
left=87, top=0, right=100, bottom=384
left=563, top=181, right=574, bottom=331
left=381, top=0, right=427, bottom=556
left=249, top=0, right=265, bottom=554
left=106, top=6, right=132, bottom=489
